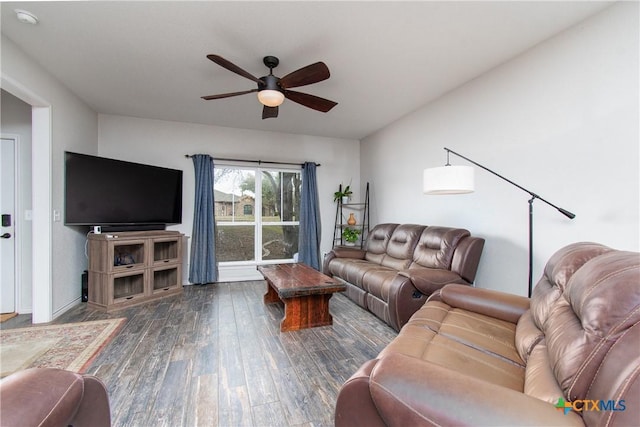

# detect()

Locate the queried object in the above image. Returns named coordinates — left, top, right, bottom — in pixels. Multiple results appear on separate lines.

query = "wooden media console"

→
left=87, top=230, right=184, bottom=312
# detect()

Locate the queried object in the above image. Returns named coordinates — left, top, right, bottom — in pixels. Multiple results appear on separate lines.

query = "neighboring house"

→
left=214, top=189, right=255, bottom=218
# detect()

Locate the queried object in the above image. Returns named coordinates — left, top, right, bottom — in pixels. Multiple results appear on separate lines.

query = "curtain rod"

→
left=184, top=154, right=319, bottom=167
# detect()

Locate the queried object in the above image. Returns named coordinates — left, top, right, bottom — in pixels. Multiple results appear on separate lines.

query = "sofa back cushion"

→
left=411, top=227, right=470, bottom=270
left=379, top=224, right=425, bottom=270
left=559, top=250, right=639, bottom=400
left=364, top=224, right=399, bottom=265
left=522, top=242, right=640, bottom=405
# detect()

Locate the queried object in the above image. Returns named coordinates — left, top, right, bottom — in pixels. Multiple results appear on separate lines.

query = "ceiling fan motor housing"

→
left=258, top=74, right=282, bottom=93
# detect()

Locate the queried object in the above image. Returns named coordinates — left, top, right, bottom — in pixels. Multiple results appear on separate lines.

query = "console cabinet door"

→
left=152, top=237, right=182, bottom=266
left=151, top=264, right=182, bottom=295
left=108, top=239, right=147, bottom=272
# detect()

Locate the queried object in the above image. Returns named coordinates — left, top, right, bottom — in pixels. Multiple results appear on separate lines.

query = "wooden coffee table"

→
left=258, top=263, right=345, bottom=332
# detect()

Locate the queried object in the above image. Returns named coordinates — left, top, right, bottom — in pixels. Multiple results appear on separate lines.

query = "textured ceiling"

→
left=1, top=1, right=611, bottom=139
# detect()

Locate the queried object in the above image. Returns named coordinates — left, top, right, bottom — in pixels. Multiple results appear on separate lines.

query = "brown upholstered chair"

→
left=0, top=367, right=111, bottom=427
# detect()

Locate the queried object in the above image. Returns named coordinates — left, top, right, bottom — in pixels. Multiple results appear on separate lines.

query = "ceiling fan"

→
left=202, top=55, right=338, bottom=119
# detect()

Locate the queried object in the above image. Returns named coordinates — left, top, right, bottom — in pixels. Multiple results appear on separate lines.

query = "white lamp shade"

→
left=423, top=165, right=475, bottom=194
left=257, top=90, right=285, bottom=107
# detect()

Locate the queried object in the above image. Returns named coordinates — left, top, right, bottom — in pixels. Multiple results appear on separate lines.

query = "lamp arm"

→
left=444, top=148, right=575, bottom=219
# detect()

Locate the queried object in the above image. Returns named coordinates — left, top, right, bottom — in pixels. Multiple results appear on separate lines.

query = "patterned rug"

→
left=0, top=318, right=126, bottom=378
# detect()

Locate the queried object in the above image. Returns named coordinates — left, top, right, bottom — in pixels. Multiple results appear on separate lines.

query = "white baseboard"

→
left=52, top=297, right=82, bottom=321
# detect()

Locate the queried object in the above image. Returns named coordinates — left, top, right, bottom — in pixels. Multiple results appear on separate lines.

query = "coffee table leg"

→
left=263, top=280, right=281, bottom=304
left=280, top=294, right=334, bottom=332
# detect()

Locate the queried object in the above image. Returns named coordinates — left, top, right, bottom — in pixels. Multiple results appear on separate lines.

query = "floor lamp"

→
left=423, top=147, right=575, bottom=297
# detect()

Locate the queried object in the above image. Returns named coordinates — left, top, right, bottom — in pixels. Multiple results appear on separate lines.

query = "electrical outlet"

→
left=53, top=209, right=61, bottom=222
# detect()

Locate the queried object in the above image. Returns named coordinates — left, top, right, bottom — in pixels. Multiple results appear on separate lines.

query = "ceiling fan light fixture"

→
left=257, top=89, right=285, bottom=107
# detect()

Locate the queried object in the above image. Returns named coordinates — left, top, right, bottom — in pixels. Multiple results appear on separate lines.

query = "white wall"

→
left=1, top=35, right=99, bottom=320
left=361, top=3, right=639, bottom=295
left=97, top=114, right=360, bottom=281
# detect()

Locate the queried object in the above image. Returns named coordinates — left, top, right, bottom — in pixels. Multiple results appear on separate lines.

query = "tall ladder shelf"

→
left=333, top=182, right=370, bottom=249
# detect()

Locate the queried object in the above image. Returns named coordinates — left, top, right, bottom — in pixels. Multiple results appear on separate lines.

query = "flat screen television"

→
left=64, top=152, right=182, bottom=230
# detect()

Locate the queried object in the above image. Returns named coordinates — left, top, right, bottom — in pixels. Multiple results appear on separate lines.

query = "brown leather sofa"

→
left=0, top=367, right=111, bottom=427
left=334, top=242, right=640, bottom=426
left=323, top=223, right=485, bottom=331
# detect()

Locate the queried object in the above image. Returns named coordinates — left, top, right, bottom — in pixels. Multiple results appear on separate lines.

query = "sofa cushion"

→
left=515, top=310, right=543, bottom=363
left=411, top=226, right=470, bottom=270
left=363, top=268, right=400, bottom=301
left=379, top=299, right=525, bottom=391
left=364, top=223, right=398, bottom=265
left=378, top=224, right=425, bottom=270
left=552, top=250, right=640, bottom=400
left=328, top=258, right=374, bottom=288
left=523, top=340, right=565, bottom=404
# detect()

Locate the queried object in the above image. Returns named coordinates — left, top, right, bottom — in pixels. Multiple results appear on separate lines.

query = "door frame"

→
left=0, top=135, right=20, bottom=313
left=2, top=74, right=53, bottom=323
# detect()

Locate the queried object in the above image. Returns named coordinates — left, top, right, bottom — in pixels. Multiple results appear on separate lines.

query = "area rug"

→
left=0, top=318, right=126, bottom=378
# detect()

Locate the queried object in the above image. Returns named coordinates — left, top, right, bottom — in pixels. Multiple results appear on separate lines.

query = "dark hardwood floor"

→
left=2, top=281, right=397, bottom=426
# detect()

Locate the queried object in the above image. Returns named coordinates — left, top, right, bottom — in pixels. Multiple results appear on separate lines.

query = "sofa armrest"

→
left=335, top=359, right=386, bottom=427
left=323, top=247, right=367, bottom=275
left=451, top=236, right=485, bottom=283
left=332, top=246, right=367, bottom=259
left=398, top=268, right=467, bottom=296
left=439, top=284, right=530, bottom=324
left=370, top=353, right=584, bottom=427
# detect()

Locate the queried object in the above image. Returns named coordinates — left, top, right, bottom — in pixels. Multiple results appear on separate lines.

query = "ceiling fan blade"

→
left=262, top=105, right=278, bottom=119
left=207, top=54, right=262, bottom=84
left=201, top=89, right=258, bottom=100
left=279, top=62, right=330, bottom=89
left=284, top=90, right=337, bottom=113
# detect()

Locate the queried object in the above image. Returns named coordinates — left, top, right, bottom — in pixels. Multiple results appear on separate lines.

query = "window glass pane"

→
left=262, top=225, right=299, bottom=260
left=261, top=171, right=301, bottom=222
left=282, top=172, right=301, bottom=222
left=213, top=166, right=300, bottom=264
left=216, top=225, right=255, bottom=262
left=214, top=168, right=255, bottom=222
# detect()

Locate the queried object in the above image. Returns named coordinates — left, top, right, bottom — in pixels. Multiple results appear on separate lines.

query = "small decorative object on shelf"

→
left=347, top=213, right=357, bottom=225
left=342, top=227, right=361, bottom=246
left=333, top=184, right=353, bottom=203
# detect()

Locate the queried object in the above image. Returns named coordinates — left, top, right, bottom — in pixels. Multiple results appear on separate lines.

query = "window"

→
left=214, top=166, right=300, bottom=264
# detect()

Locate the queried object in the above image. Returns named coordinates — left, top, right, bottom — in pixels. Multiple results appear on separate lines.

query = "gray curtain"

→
left=298, top=162, right=321, bottom=270
left=189, top=154, right=217, bottom=284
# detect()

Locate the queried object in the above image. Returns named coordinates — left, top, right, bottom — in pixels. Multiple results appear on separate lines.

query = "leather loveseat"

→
left=334, top=242, right=640, bottom=426
left=0, top=367, right=111, bottom=427
left=323, top=223, right=485, bottom=331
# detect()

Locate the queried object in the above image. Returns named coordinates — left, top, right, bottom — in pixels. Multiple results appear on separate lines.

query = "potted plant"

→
left=342, top=227, right=361, bottom=246
left=333, top=185, right=353, bottom=203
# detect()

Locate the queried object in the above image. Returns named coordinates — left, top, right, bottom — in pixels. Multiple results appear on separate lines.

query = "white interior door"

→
left=0, top=137, right=16, bottom=313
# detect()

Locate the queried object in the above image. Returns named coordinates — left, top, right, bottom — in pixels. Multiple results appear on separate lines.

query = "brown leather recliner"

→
left=324, top=223, right=485, bottom=331
left=335, top=242, right=640, bottom=426
left=0, top=367, right=111, bottom=427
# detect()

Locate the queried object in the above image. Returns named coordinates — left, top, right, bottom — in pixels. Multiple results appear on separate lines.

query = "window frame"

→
left=214, top=163, right=301, bottom=266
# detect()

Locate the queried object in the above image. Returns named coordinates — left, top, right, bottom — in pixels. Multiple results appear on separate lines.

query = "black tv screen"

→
left=65, top=152, right=182, bottom=227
